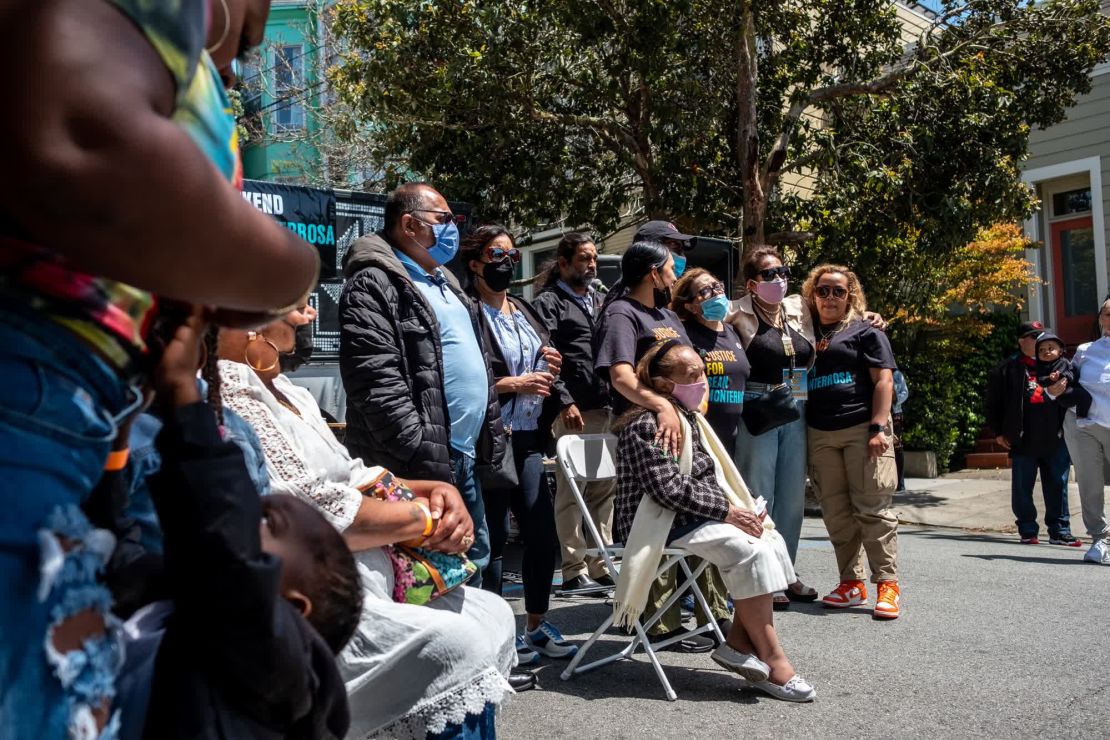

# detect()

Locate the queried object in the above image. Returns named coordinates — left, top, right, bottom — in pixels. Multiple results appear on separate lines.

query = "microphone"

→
left=590, top=278, right=608, bottom=294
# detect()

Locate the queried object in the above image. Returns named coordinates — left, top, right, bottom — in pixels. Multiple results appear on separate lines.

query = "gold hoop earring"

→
left=244, top=332, right=280, bottom=372
left=205, top=0, right=231, bottom=54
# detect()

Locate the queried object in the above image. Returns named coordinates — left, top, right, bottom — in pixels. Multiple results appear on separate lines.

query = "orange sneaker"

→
left=873, top=581, right=901, bottom=620
left=821, top=580, right=867, bottom=608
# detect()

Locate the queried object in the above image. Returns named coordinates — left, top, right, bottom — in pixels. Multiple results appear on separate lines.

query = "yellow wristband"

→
left=415, top=501, right=435, bottom=537
left=104, top=449, right=130, bottom=472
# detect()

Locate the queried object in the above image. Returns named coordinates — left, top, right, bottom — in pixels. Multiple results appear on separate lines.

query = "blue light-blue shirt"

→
left=396, top=250, right=488, bottom=457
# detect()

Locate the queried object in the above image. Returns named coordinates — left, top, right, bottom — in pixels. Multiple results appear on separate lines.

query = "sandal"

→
left=786, top=580, right=819, bottom=602
left=772, top=592, right=791, bottom=611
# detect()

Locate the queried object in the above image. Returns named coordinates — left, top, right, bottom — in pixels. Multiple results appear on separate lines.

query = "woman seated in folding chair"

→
left=612, top=339, right=816, bottom=702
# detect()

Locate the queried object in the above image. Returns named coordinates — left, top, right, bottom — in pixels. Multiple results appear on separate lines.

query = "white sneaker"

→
left=749, top=674, right=817, bottom=702
left=1084, top=538, right=1110, bottom=565
left=711, top=643, right=770, bottom=681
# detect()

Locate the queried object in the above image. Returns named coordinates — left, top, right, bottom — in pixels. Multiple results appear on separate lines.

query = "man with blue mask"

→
left=633, top=220, right=697, bottom=277
left=339, top=182, right=508, bottom=583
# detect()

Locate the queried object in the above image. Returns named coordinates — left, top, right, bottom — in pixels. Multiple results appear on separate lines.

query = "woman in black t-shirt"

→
left=801, top=265, right=901, bottom=621
left=595, top=241, right=690, bottom=449
left=671, top=268, right=750, bottom=455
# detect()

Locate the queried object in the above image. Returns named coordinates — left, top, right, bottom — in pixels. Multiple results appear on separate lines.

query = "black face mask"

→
left=279, top=322, right=315, bottom=373
left=482, top=258, right=515, bottom=292
left=652, top=271, right=672, bottom=309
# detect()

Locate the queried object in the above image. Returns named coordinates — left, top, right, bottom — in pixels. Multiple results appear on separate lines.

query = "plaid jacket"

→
left=614, top=408, right=731, bottom=543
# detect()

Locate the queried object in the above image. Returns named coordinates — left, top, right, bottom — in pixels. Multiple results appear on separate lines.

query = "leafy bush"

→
left=897, top=311, right=1021, bottom=471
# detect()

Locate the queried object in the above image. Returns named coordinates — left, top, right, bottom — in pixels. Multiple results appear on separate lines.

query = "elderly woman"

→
left=212, top=308, right=518, bottom=738
left=1056, top=298, right=1110, bottom=565
left=801, top=265, right=901, bottom=620
left=613, top=340, right=815, bottom=702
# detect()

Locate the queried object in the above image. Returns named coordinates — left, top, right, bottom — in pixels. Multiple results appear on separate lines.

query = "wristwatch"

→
left=868, top=423, right=883, bottom=435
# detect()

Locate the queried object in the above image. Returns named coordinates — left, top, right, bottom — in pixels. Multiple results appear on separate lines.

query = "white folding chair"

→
left=555, top=434, right=726, bottom=701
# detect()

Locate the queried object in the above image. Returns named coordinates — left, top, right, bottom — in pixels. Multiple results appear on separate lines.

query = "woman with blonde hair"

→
left=801, top=264, right=901, bottom=619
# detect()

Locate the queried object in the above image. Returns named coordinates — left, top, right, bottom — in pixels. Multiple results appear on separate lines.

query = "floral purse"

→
left=365, top=471, right=477, bottom=605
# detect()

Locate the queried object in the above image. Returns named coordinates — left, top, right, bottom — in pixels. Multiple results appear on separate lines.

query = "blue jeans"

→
left=427, top=702, right=497, bottom=739
left=452, top=449, right=491, bottom=574
left=734, top=397, right=807, bottom=564
left=0, top=309, right=139, bottom=739
left=1011, top=440, right=1072, bottom=539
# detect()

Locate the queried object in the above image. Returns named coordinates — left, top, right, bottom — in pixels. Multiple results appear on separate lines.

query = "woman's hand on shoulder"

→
left=863, top=311, right=887, bottom=331
left=654, top=402, right=681, bottom=457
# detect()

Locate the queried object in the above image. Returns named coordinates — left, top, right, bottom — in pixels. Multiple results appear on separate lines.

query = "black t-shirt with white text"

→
left=595, top=297, right=689, bottom=411
left=806, top=321, right=897, bottom=431
left=685, top=319, right=749, bottom=449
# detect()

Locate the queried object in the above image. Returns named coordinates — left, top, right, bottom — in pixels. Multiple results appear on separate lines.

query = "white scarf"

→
left=612, top=411, right=774, bottom=628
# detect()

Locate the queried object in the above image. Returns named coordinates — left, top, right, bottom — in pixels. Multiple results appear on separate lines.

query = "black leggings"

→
left=481, top=430, right=558, bottom=616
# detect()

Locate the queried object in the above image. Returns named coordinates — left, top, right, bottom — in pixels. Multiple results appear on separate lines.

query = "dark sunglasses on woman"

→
left=693, top=281, right=725, bottom=300
left=487, top=247, right=522, bottom=263
left=815, top=285, right=849, bottom=299
left=758, top=266, right=791, bottom=281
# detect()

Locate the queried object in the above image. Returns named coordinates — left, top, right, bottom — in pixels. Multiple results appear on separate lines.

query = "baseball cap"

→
left=1017, top=320, right=1045, bottom=338
left=634, top=220, right=696, bottom=249
left=1035, top=330, right=1064, bottom=349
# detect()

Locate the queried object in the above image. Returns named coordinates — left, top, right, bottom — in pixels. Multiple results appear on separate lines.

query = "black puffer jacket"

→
left=339, top=233, right=505, bottom=482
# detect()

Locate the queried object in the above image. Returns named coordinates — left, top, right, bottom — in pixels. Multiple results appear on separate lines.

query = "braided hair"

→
left=201, top=326, right=224, bottom=428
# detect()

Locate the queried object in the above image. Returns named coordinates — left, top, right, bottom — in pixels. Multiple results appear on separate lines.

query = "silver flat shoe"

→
left=749, top=675, right=816, bottom=702
left=711, top=644, right=770, bottom=681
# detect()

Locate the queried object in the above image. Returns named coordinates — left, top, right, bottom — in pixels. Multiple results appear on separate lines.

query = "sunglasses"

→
left=693, top=281, right=725, bottom=301
left=815, top=285, right=849, bottom=300
left=757, top=266, right=791, bottom=281
left=410, top=209, right=458, bottom=226
left=487, top=247, right=521, bottom=263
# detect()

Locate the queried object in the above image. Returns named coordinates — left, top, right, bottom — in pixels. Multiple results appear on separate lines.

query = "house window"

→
left=273, top=44, right=305, bottom=132
left=1052, top=187, right=1092, bottom=218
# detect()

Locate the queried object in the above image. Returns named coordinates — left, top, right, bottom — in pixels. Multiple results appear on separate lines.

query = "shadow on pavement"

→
left=962, top=553, right=1089, bottom=566
left=898, top=529, right=1010, bottom=545
left=527, top=639, right=762, bottom=704
left=892, top=490, right=946, bottom=507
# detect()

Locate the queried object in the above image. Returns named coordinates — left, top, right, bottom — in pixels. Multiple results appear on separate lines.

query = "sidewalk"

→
left=887, top=468, right=1090, bottom=533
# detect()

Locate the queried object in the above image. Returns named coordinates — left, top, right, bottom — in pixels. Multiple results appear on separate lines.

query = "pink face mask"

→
left=670, top=380, right=708, bottom=413
left=753, top=277, right=788, bottom=304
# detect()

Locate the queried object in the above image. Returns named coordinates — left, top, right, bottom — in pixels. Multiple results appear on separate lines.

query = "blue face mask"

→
left=700, top=294, right=730, bottom=321
left=672, top=253, right=687, bottom=278
left=425, top=220, right=460, bottom=265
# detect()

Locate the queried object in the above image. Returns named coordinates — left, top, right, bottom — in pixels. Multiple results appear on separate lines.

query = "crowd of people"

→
left=8, top=1, right=1105, bottom=739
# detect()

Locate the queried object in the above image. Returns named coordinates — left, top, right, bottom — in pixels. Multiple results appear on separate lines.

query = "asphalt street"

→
left=499, top=520, right=1109, bottom=739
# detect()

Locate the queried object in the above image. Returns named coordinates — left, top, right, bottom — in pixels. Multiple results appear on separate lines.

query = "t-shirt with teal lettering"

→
left=684, top=319, right=749, bottom=451
left=806, top=320, right=896, bottom=431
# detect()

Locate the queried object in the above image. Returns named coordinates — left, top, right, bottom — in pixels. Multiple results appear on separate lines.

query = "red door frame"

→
left=1050, top=215, right=1096, bottom=346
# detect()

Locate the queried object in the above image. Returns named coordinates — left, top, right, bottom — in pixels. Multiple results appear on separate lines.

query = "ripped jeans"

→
left=0, top=310, right=139, bottom=739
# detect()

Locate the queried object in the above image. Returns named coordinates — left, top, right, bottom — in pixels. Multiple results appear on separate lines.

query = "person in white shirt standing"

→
left=1057, top=298, right=1110, bottom=565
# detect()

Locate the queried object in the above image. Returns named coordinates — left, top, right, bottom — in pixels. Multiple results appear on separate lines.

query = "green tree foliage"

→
left=330, top=0, right=1110, bottom=254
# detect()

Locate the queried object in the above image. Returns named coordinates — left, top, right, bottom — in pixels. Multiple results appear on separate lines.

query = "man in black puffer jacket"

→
left=339, top=182, right=504, bottom=573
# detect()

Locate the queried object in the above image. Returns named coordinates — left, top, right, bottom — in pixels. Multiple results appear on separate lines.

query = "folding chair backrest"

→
left=556, top=433, right=618, bottom=483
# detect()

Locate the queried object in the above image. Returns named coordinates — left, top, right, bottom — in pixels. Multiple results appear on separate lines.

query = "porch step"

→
left=973, top=438, right=1007, bottom=454
left=964, top=452, right=1011, bottom=469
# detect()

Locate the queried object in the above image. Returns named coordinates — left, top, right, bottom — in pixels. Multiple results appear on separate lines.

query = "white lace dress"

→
left=219, top=361, right=516, bottom=738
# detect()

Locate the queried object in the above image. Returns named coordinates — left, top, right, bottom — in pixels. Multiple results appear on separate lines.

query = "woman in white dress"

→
left=213, top=308, right=517, bottom=739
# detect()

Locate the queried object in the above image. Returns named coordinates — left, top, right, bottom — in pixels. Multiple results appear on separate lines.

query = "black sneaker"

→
left=1049, top=534, right=1083, bottom=547
left=557, top=575, right=611, bottom=596
left=651, top=628, right=715, bottom=654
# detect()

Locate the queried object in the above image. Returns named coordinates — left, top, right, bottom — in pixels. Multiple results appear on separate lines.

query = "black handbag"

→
left=477, top=398, right=519, bottom=490
left=741, top=354, right=801, bottom=436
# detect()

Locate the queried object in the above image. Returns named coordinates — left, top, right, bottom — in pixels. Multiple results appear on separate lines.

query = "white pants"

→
left=671, top=523, right=795, bottom=601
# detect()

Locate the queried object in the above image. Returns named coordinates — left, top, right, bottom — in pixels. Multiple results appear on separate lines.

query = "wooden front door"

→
left=1050, top=215, right=1097, bottom=345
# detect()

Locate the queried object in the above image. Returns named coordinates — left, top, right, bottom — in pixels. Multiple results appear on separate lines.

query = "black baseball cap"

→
left=1018, top=320, right=1045, bottom=338
left=1035, top=331, right=1064, bottom=350
left=634, top=220, right=696, bottom=249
